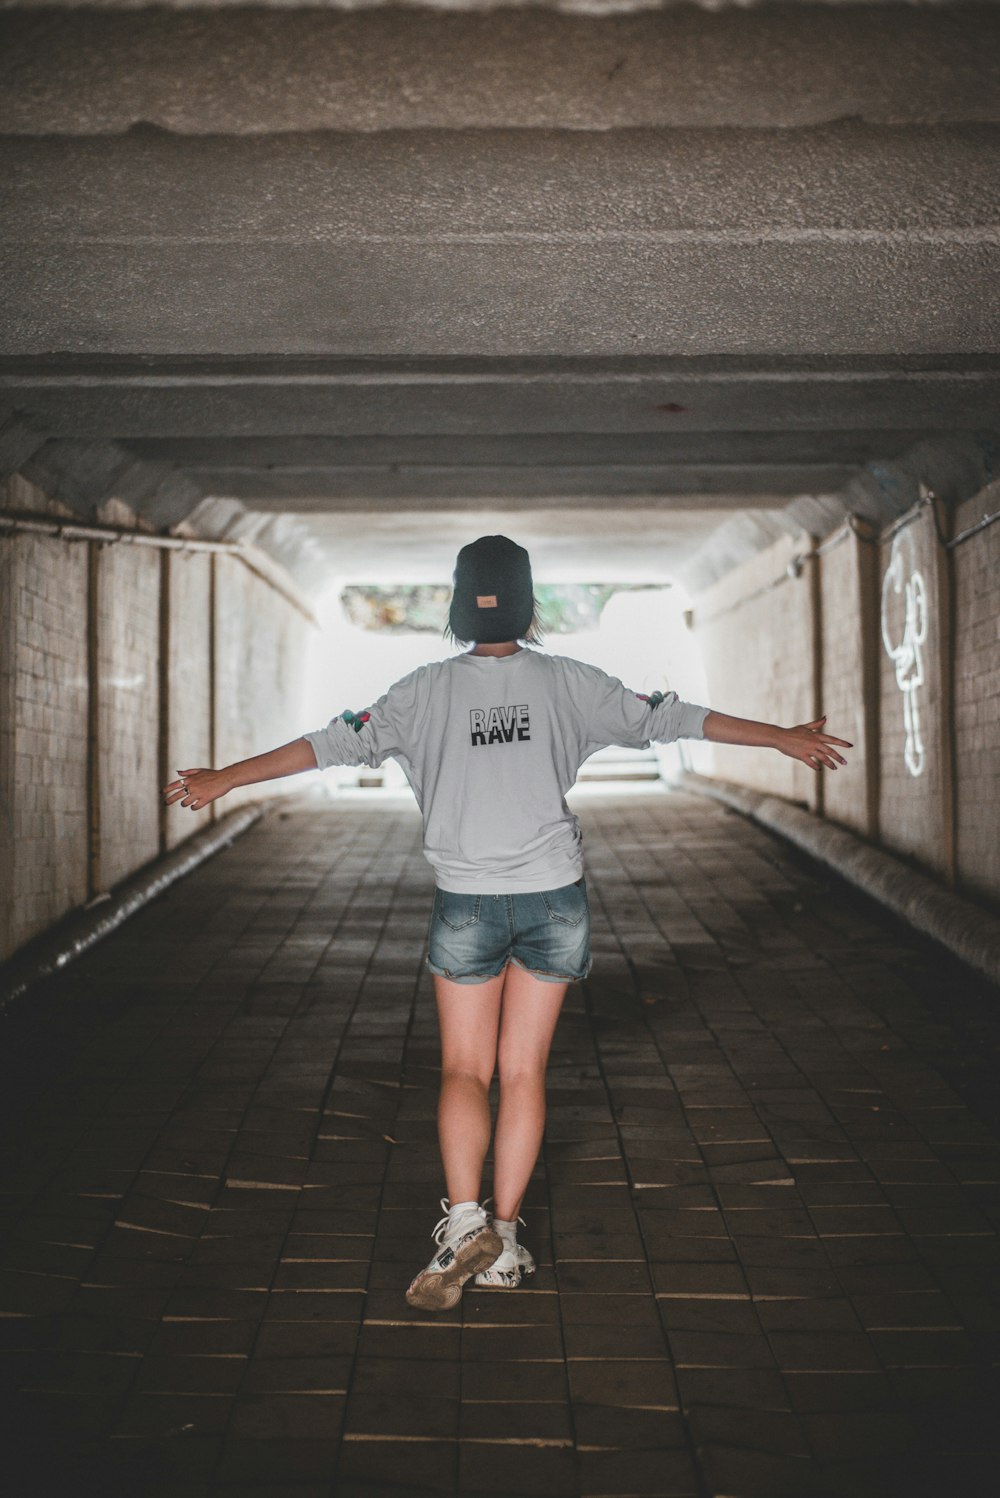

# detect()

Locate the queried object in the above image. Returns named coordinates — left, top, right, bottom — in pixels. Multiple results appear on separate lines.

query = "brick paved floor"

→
left=2, top=786, right=1000, bottom=1498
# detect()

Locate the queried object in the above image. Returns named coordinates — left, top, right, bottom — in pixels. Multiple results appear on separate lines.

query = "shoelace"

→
left=430, top=1196, right=452, bottom=1245
left=430, top=1196, right=526, bottom=1246
left=430, top=1196, right=486, bottom=1246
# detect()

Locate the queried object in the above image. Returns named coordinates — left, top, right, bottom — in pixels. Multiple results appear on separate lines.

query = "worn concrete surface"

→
left=117, top=430, right=904, bottom=508
left=1, top=3, right=997, bottom=582
left=5, top=357, right=995, bottom=442
left=9, top=125, right=999, bottom=240
left=4, top=123, right=998, bottom=358
left=2, top=8, right=998, bottom=134
left=2, top=787, right=999, bottom=1497
left=2, top=354, right=997, bottom=580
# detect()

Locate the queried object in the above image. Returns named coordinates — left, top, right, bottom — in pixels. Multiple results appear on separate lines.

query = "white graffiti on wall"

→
left=880, top=529, right=929, bottom=778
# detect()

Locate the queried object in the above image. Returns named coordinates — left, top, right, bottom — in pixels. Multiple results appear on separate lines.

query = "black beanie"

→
left=449, top=535, right=534, bottom=645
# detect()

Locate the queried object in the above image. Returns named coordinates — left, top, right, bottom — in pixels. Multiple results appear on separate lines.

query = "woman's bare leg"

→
left=433, top=971, right=504, bottom=1205
left=492, top=965, right=569, bottom=1222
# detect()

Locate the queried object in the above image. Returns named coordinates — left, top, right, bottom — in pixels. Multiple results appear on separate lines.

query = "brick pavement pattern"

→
left=2, top=787, right=1000, bottom=1498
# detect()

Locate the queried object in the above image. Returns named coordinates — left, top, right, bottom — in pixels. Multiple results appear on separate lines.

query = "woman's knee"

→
left=496, top=1054, right=546, bottom=1090
left=441, top=1060, right=494, bottom=1092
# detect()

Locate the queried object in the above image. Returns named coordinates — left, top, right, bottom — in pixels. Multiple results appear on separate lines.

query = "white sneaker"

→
left=473, top=1208, right=536, bottom=1288
left=405, top=1198, right=502, bottom=1312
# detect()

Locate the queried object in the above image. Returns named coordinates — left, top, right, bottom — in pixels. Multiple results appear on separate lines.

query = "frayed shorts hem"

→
left=425, top=954, right=591, bottom=986
left=425, top=956, right=507, bottom=985
left=510, top=954, right=593, bottom=984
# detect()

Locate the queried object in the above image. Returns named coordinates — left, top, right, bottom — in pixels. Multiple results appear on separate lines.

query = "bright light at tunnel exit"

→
left=297, top=576, right=711, bottom=792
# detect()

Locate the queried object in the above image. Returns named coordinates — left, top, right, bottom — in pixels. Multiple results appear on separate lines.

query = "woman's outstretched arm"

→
left=702, top=711, right=851, bottom=772
left=162, top=736, right=319, bottom=812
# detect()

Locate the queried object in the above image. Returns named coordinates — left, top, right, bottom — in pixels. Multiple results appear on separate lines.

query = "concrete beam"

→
left=0, top=407, right=49, bottom=480
left=680, top=432, right=1000, bottom=591
left=3, top=358, right=995, bottom=441
left=1, top=8, right=996, bottom=135
left=23, top=121, right=993, bottom=244
left=15, top=436, right=208, bottom=532
left=2, top=431, right=326, bottom=592
left=182, top=494, right=331, bottom=593
left=175, top=465, right=854, bottom=506
left=20, top=439, right=141, bottom=518
left=116, top=429, right=941, bottom=507
left=676, top=511, right=806, bottom=593
left=140, top=470, right=210, bottom=531
left=119, top=430, right=928, bottom=469
left=181, top=495, right=247, bottom=541
left=228, top=512, right=331, bottom=593
left=2, top=125, right=997, bottom=356
left=840, top=434, right=1000, bottom=522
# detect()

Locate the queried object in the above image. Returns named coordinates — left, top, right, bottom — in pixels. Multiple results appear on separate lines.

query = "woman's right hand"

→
left=162, top=767, right=233, bottom=811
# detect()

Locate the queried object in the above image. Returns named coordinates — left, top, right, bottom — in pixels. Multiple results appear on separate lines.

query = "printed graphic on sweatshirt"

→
left=470, top=704, right=531, bottom=747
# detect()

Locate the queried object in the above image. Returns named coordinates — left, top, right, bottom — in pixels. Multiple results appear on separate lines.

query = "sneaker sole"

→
left=405, top=1226, right=503, bottom=1312
left=474, top=1264, right=536, bottom=1289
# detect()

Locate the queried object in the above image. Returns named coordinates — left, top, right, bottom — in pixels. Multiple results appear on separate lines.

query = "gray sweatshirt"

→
left=304, top=648, right=709, bottom=895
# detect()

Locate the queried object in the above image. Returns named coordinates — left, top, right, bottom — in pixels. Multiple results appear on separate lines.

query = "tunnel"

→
left=1, top=1, right=1000, bottom=1495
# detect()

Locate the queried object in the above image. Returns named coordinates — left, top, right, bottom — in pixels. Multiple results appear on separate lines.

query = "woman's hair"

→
left=443, top=596, right=546, bottom=650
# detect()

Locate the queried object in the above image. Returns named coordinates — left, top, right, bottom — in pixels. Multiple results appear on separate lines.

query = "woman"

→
left=162, top=534, right=850, bottom=1311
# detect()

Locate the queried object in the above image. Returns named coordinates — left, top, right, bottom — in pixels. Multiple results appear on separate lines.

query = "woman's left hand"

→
left=162, top=767, right=233, bottom=810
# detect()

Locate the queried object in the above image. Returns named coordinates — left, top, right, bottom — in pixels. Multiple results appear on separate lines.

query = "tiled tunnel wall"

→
left=0, top=476, right=317, bottom=965
left=952, top=489, right=1000, bottom=905
left=689, top=487, right=1000, bottom=910
left=4, top=468, right=999, bottom=968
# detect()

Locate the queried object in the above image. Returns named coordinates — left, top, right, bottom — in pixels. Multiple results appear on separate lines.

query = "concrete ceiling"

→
left=1, top=3, right=998, bottom=592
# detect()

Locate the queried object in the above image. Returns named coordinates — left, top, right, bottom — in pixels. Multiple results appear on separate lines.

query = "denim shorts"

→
left=426, top=878, right=592, bottom=985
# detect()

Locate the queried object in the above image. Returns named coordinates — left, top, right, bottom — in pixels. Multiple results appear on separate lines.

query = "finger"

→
left=822, top=747, right=848, bottom=764
left=819, top=734, right=853, bottom=749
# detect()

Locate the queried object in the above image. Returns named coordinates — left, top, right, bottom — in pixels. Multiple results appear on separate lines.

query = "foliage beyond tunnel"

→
left=340, top=582, right=667, bottom=636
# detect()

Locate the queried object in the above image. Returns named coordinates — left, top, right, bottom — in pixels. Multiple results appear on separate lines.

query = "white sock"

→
left=492, top=1216, right=518, bottom=1245
left=447, top=1199, right=479, bottom=1218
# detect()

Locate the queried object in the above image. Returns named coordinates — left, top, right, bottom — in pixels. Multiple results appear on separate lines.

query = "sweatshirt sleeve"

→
left=303, top=666, right=426, bottom=771
left=577, top=663, right=709, bottom=759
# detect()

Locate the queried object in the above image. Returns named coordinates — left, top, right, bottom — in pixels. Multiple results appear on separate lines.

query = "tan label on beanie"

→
left=476, top=595, right=498, bottom=608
